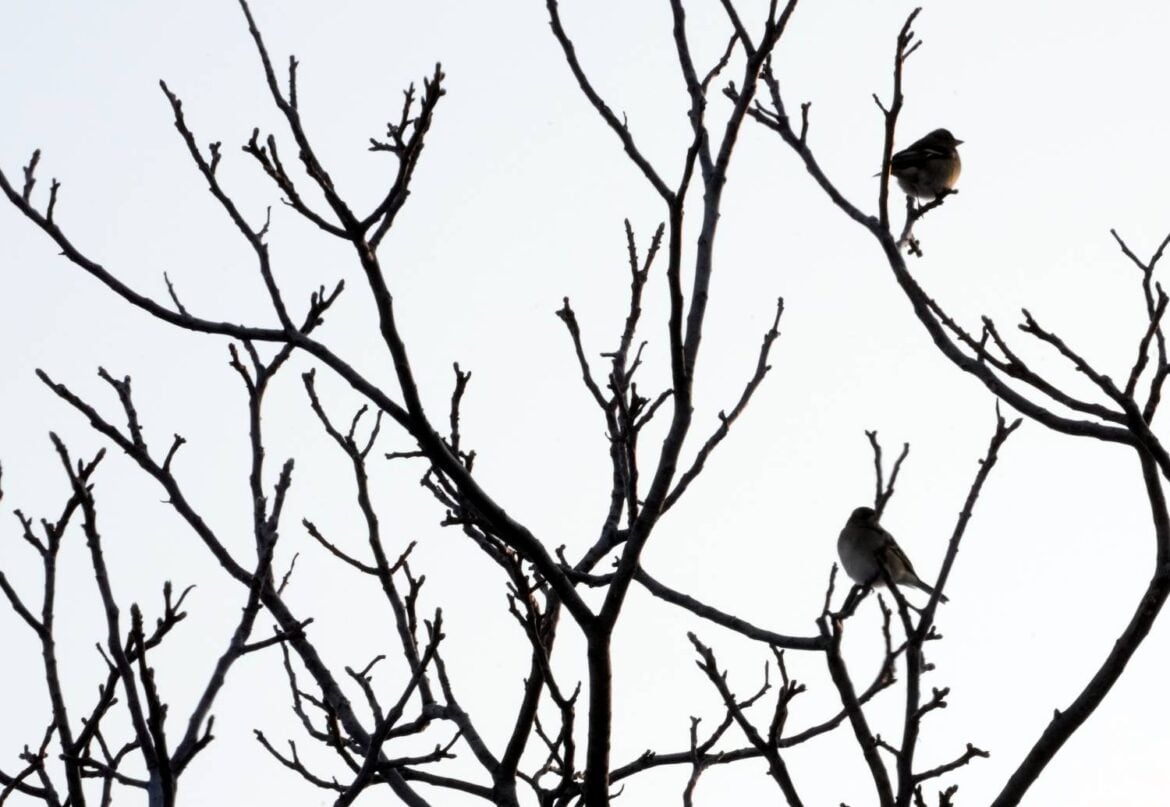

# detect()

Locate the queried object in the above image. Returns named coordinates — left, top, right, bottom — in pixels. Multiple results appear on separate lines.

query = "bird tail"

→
left=914, top=579, right=949, bottom=604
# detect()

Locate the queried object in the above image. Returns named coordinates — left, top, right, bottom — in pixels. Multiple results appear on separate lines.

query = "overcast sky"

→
left=2, top=2, right=1170, bottom=805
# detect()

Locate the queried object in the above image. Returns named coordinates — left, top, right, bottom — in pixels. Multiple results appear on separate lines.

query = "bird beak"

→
left=955, top=139, right=964, bottom=145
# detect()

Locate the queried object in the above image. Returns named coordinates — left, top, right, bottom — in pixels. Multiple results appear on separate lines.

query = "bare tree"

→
left=0, top=2, right=1165, bottom=807
left=736, top=6, right=1170, bottom=806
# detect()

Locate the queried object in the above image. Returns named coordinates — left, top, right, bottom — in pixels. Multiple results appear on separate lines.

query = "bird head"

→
left=926, top=128, right=963, bottom=147
left=848, top=506, right=877, bottom=524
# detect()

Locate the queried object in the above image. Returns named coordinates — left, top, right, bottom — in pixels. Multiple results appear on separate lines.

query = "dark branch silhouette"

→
left=0, top=3, right=1158, bottom=806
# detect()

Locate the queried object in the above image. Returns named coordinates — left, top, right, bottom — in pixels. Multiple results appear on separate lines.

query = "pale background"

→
left=1, top=1, right=1168, bottom=805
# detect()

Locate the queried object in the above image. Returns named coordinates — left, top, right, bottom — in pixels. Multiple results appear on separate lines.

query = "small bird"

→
left=837, top=506, right=948, bottom=602
left=889, top=128, right=963, bottom=201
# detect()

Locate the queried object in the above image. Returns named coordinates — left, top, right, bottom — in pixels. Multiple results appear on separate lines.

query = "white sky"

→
left=2, top=1, right=1169, bottom=805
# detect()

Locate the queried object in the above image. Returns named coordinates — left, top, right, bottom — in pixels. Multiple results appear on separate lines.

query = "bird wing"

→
left=890, top=144, right=951, bottom=170
left=876, top=529, right=919, bottom=581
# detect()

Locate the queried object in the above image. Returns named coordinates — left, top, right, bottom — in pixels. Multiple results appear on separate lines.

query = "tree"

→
left=1, top=2, right=1168, bottom=806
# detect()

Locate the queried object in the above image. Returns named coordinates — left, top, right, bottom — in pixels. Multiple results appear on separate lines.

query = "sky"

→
left=2, top=1, right=1170, bottom=805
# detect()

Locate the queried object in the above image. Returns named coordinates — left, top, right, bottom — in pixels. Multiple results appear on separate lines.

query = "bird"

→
left=888, top=128, right=963, bottom=201
left=837, top=506, right=948, bottom=602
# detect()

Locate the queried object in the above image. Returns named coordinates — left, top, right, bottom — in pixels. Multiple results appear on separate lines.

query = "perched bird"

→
left=889, top=128, right=963, bottom=201
left=837, top=506, right=948, bottom=602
